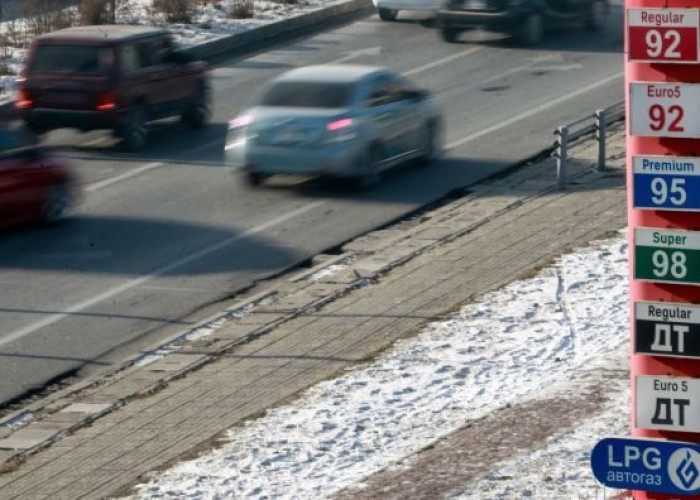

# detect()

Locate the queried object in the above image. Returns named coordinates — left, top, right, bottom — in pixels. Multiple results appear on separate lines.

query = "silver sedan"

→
left=225, top=64, right=442, bottom=188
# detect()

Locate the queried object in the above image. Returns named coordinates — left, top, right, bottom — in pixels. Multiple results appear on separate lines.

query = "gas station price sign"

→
left=630, top=83, right=700, bottom=138
left=634, top=228, right=700, bottom=286
left=633, top=155, right=700, bottom=211
left=628, top=9, right=700, bottom=64
left=635, top=301, right=700, bottom=358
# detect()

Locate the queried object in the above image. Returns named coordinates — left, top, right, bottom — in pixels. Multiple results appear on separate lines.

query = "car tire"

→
left=357, top=146, right=383, bottom=189
left=40, top=182, right=71, bottom=225
left=378, top=8, right=398, bottom=21
left=118, top=105, right=148, bottom=151
left=585, top=0, right=607, bottom=31
left=24, top=123, right=47, bottom=140
left=245, top=172, right=268, bottom=187
left=418, top=122, right=440, bottom=165
left=439, top=24, right=460, bottom=43
left=517, top=12, right=544, bottom=46
left=182, top=88, right=210, bottom=129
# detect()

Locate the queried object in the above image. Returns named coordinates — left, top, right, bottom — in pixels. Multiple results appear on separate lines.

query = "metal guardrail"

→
left=553, top=100, right=625, bottom=189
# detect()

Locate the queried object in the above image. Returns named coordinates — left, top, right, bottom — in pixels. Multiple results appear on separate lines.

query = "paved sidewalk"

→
left=0, top=123, right=627, bottom=499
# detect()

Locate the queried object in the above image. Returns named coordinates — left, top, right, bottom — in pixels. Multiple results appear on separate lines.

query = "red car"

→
left=0, top=128, right=76, bottom=230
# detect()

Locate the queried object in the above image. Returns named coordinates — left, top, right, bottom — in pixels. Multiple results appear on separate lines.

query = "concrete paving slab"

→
left=0, top=428, right=60, bottom=450
left=59, top=403, right=111, bottom=415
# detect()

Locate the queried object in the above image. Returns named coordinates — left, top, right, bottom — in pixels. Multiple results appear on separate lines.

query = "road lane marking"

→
left=84, top=137, right=226, bottom=192
left=405, top=47, right=484, bottom=76
left=0, top=200, right=326, bottom=348
left=445, top=71, right=624, bottom=151
left=85, top=161, right=164, bottom=193
left=327, top=46, right=382, bottom=65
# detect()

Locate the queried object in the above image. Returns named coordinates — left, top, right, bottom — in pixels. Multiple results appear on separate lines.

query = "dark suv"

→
left=436, top=0, right=609, bottom=45
left=16, top=25, right=210, bottom=150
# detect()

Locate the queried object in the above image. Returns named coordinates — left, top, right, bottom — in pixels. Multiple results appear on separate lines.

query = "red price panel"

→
left=628, top=9, right=700, bottom=64
left=630, top=82, right=700, bottom=138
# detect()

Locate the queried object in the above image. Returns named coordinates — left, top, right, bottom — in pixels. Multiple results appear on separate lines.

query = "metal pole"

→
left=595, top=109, right=606, bottom=172
left=556, top=126, right=568, bottom=189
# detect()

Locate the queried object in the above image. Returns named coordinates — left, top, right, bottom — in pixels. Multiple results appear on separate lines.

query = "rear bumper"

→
left=437, top=8, right=525, bottom=31
left=19, top=108, right=122, bottom=132
left=226, top=140, right=366, bottom=177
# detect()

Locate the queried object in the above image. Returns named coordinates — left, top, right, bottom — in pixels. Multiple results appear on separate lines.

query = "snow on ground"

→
left=121, top=0, right=348, bottom=47
left=125, top=229, right=631, bottom=499
left=0, top=0, right=344, bottom=101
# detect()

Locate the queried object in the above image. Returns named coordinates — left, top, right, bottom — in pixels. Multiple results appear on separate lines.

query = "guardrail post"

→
left=595, top=109, right=606, bottom=172
left=555, top=126, right=568, bottom=189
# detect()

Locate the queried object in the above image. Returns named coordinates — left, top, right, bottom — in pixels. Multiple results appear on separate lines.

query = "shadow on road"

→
left=0, top=214, right=299, bottom=276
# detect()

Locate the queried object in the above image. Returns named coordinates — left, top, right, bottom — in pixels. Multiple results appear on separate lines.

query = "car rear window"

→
left=29, top=44, right=114, bottom=75
left=259, top=81, right=353, bottom=108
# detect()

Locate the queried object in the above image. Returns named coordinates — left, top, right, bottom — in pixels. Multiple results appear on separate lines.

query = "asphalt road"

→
left=0, top=5, right=624, bottom=405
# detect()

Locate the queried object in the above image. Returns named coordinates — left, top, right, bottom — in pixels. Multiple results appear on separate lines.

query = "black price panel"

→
left=635, top=301, right=700, bottom=358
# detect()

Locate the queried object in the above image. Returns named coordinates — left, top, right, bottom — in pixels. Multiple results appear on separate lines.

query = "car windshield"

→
left=259, top=81, right=354, bottom=108
left=29, top=45, right=113, bottom=75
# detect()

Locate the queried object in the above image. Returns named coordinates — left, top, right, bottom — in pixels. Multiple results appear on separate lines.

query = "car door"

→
left=548, top=0, right=588, bottom=18
left=363, top=74, right=408, bottom=162
left=0, top=131, right=43, bottom=228
left=390, top=75, right=428, bottom=154
left=129, top=35, right=189, bottom=117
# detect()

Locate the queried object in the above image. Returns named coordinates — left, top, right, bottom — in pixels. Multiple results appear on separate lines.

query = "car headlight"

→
left=325, top=118, right=358, bottom=144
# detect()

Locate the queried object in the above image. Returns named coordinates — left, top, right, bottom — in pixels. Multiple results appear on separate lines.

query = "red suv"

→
left=16, top=25, right=210, bottom=150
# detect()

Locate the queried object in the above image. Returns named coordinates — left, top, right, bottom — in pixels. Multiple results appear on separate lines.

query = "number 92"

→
left=649, top=103, right=685, bottom=132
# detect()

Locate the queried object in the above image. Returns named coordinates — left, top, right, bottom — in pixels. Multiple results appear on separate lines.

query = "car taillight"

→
left=229, top=115, right=253, bottom=129
left=96, top=91, right=117, bottom=111
left=16, top=88, right=32, bottom=108
left=327, top=118, right=353, bottom=131
left=325, top=118, right=357, bottom=144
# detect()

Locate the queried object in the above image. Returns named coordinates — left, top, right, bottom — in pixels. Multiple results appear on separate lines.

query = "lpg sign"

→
left=591, top=437, right=700, bottom=495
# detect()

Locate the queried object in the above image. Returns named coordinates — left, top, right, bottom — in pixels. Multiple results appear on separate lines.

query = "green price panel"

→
left=635, top=228, right=700, bottom=286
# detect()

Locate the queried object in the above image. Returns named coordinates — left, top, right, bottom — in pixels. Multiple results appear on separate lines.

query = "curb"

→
left=0, top=0, right=374, bottom=122
left=186, top=0, right=374, bottom=61
left=0, top=123, right=626, bottom=471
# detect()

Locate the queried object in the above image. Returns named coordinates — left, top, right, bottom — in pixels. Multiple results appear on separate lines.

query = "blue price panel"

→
left=591, top=437, right=700, bottom=495
left=633, top=155, right=700, bottom=211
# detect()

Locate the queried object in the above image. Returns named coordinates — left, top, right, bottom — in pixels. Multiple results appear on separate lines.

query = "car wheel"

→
left=517, top=12, right=544, bottom=46
left=245, top=172, right=268, bottom=187
left=40, top=182, right=71, bottom=225
left=182, top=88, right=210, bottom=128
left=24, top=123, right=47, bottom=140
left=118, top=105, right=148, bottom=151
left=378, top=8, right=398, bottom=21
left=585, top=0, right=607, bottom=31
left=357, top=146, right=383, bottom=189
left=418, top=122, right=440, bottom=165
left=440, top=24, right=460, bottom=43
